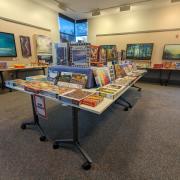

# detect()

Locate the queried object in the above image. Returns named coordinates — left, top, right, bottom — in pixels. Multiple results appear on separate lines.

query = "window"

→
left=59, top=14, right=75, bottom=43
left=76, top=20, right=88, bottom=42
left=59, top=14, right=88, bottom=43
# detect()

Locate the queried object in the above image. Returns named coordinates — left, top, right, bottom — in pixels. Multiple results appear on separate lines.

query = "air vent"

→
left=92, top=9, right=101, bottom=16
left=171, top=0, right=180, bottom=2
left=120, top=5, right=131, bottom=12
left=57, top=2, right=68, bottom=11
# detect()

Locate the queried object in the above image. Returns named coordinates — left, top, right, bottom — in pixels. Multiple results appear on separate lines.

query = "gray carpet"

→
left=0, top=83, right=180, bottom=180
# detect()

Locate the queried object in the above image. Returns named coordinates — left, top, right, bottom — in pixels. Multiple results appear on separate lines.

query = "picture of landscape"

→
left=0, top=32, right=17, bottom=57
left=163, top=44, right=180, bottom=60
left=126, top=43, right=153, bottom=60
left=72, top=49, right=87, bottom=63
left=71, top=45, right=90, bottom=65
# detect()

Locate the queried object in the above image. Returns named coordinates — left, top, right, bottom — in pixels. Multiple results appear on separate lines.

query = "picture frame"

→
left=101, top=45, right=117, bottom=62
left=162, top=44, right=180, bottom=60
left=126, top=43, right=154, bottom=60
left=69, top=43, right=91, bottom=67
left=0, top=32, right=17, bottom=57
left=20, top=36, right=32, bottom=57
left=54, top=43, right=69, bottom=65
left=35, top=35, right=52, bottom=55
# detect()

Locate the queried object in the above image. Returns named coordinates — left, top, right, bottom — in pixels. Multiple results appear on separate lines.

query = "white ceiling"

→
left=32, top=0, right=179, bottom=19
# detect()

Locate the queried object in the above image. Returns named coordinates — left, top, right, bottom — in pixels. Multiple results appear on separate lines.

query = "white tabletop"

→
left=6, top=75, right=143, bottom=115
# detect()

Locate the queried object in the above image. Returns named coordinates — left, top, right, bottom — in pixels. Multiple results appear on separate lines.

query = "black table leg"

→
left=0, top=71, right=5, bottom=89
left=53, top=107, right=93, bottom=170
left=132, top=84, right=142, bottom=91
left=165, top=70, right=172, bottom=86
left=119, top=97, right=133, bottom=108
left=42, top=68, right=46, bottom=75
left=160, top=69, right=163, bottom=86
left=21, top=95, right=47, bottom=142
left=115, top=100, right=129, bottom=111
left=15, top=70, right=18, bottom=79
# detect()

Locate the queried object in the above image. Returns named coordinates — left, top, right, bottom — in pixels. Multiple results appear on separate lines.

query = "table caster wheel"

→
left=53, top=143, right=59, bottom=149
left=21, top=124, right=26, bottom=130
left=40, top=136, right=46, bottom=142
left=129, top=105, right=133, bottom=108
left=124, top=107, right=129, bottom=111
left=82, top=161, right=91, bottom=170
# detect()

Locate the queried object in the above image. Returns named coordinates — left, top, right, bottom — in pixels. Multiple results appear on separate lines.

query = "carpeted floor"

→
left=0, top=83, right=179, bottom=180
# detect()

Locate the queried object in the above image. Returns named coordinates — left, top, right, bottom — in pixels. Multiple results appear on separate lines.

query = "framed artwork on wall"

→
left=0, top=32, right=17, bottom=57
left=35, top=35, right=52, bottom=55
left=163, top=44, right=180, bottom=60
left=20, top=36, right=32, bottom=57
left=126, top=43, right=154, bottom=60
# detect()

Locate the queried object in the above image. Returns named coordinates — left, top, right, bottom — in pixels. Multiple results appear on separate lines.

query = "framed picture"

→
left=69, top=43, right=91, bottom=66
left=163, top=44, right=180, bottom=60
left=126, top=43, right=154, bottom=60
left=20, top=36, right=32, bottom=57
left=90, top=45, right=99, bottom=62
left=100, top=45, right=117, bottom=61
left=54, top=43, right=69, bottom=65
left=36, top=35, right=52, bottom=55
left=99, top=46, right=107, bottom=65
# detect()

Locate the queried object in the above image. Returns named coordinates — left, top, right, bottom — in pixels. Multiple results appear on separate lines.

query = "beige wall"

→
left=96, top=31, right=180, bottom=65
left=88, top=5, right=180, bottom=65
left=0, top=19, right=52, bottom=66
left=0, top=0, right=60, bottom=66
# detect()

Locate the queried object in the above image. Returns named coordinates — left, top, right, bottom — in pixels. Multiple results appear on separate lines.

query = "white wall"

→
left=88, top=5, right=180, bottom=44
left=0, top=0, right=60, bottom=42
